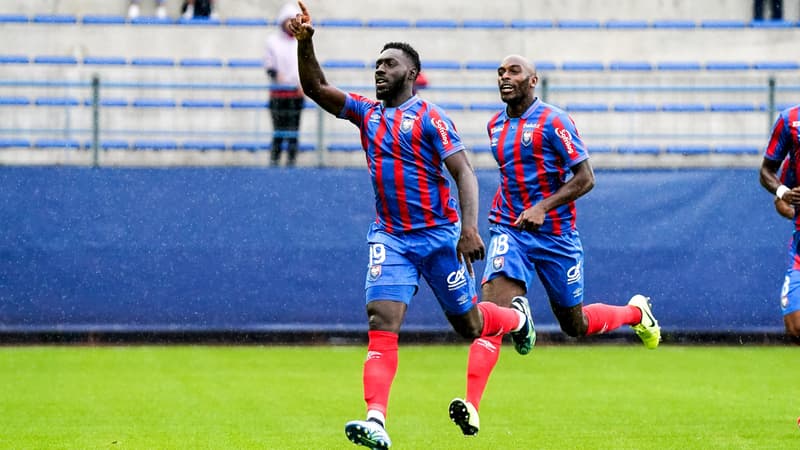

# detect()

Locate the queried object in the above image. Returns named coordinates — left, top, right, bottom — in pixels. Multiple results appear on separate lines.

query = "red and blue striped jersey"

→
left=764, top=104, right=800, bottom=230
left=338, top=93, right=464, bottom=233
left=486, top=98, right=589, bottom=234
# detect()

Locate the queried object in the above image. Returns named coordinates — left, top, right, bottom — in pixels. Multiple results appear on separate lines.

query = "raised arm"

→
left=288, top=1, right=346, bottom=116
left=444, top=151, right=485, bottom=275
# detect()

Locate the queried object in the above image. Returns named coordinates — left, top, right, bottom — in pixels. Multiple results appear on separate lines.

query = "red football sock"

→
left=477, top=301, right=521, bottom=337
left=363, top=330, right=399, bottom=417
left=583, top=303, right=642, bottom=336
left=466, top=334, right=503, bottom=410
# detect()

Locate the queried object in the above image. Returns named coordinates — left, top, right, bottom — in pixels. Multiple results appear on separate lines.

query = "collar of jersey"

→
left=381, top=95, right=419, bottom=111
left=503, top=96, right=541, bottom=120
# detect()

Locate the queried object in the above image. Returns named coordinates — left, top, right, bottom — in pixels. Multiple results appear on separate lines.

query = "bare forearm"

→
left=455, top=170, right=480, bottom=229
left=297, top=38, right=326, bottom=101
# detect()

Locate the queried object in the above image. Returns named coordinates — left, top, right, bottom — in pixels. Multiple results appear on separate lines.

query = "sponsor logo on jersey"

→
left=447, top=266, right=467, bottom=290
left=401, top=117, right=415, bottom=132
left=521, top=130, right=533, bottom=145
left=566, top=261, right=581, bottom=284
left=368, top=264, right=382, bottom=281
left=492, top=256, right=504, bottom=270
left=490, top=125, right=504, bottom=134
left=555, top=127, right=576, bottom=155
left=792, top=121, right=800, bottom=128
left=431, top=118, right=450, bottom=146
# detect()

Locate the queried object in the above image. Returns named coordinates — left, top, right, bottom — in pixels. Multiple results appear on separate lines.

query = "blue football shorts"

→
left=481, top=223, right=584, bottom=308
left=364, top=221, right=477, bottom=316
left=779, top=232, right=800, bottom=316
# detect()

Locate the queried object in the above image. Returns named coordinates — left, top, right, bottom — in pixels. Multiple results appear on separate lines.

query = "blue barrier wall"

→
left=0, top=167, right=789, bottom=333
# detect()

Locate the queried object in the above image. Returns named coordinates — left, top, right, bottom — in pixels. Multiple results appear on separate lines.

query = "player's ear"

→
left=408, top=68, right=418, bottom=82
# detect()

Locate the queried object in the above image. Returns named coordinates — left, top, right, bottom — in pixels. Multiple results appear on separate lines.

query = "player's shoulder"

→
left=348, top=92, right=380, bottom=108
left=538, top=99, right=569, bottom=117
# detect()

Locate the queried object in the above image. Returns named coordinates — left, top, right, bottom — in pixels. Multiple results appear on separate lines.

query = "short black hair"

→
left=381, top=42, right=421, bottom=76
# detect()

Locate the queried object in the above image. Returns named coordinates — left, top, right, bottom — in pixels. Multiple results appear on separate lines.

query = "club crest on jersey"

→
left=401, top=117, right=415, bottom=132
left=368, top=264, right=382, bottom=281
left=492, top=256, right=504, bottom=270
left=555, top=127, right=576, bottom=155
left=521, top=130, right=533, bottom=145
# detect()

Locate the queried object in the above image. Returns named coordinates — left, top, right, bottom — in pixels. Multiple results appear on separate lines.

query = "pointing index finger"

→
left=298, top=1, right=309, bottom=16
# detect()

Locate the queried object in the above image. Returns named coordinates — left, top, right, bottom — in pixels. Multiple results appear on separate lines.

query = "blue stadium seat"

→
left=509, top=19, right=553, bottom=28
left=704, top=61, right=750, bottom=71
left=131, top=57, right=175, bottom=67
left=231, top=141, right=271, bottom=151
left=709, top=103, right=756, bottom=112
left=33, top=14, right=77, bottom=24
left=614, top=104, right=658, bottom=112
left=82, top=15, right=126, bottom=25
left=182, top=140, right=227, bottom=151
left=132, top=98, right=177, bottom=108
left=470, top=144, right=493, bottom=153
left=229, top=99, right=268, bottom=109
left=665, top=145, right=710, bottom=155
left=557, top=20, right=601, bottom=28
left=0, top=55, right=29, bottom=64
left=133, top=140, right=178, bottom=150
left=750, top=20, right=794, bottom=28
left=298, top=143, right=315, bottom=152
left=181, top=99, right=225, bottom=108
left=652, top=20, right=696, bottom=29
left=328, top=143, right=362, bottom=152
left=661, top=103, right=706, bottom=112
left=35, top=96, right=80, bottom=107
left=605, top=20, right=649, bottom=29
left=464, top=61, right=500, bottom=70
left=227, top=58, right=262, bottom=68
left=469, top=102, right=504, bottom=111
left=609, top=61, right=652, bottom=71
left=0, top=96, right=30, bottom=106
left=179, top=58, right=223, bottom=67
left=714, top=145, right=760, bottom=155
left=461, top=19, right=506, bottom=29
left=178, top=17, right=222, bottom=26
left=35, top=138, right=81, bottom=149
left=83, top=97, right=128, bottom=107
left=96, top=140, right=130, bottom=149
left=423, top=60, right=461, bottom=70
left=617, top=145, right=660, bottom=154
left=700, top=20, right=747, bottom=28
left=414, top=19, right=458, bottom=28
left=83, top=56, right=127, bottom=65
left=753, top=61, right=800, bottom=70
left=533, top=60, right=557, bottom=71
left=366, top=18, right=411, bottom=27
left=322, top=59, right=366, bottom=69
left=589, top=144, right=613, bottom=153
left=435, top=102, right=465, bottom=111
left=33, top=55, right=78, bottom=65
left=0, top=138, right=31, bottom=148
left=565, top=103, right=609, bottom=112
left=0, top=14, right=28, bottom=23
left=131, top=17, right=173, bottom=25
left=656, top=61, right=702, bottom=71
left=562, top=61, right=605, bottom=71
left=318, top=18, right=362, bottom=27
left=225, top=17, right=270, bottom=26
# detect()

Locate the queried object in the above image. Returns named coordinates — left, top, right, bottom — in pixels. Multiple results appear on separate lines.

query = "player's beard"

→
left=376, top=77, right=404, bottom=100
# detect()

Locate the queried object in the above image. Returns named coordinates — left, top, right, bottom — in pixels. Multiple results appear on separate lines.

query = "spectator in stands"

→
left=181, top=0, right=217, bottom=19
left=127, top=0, right=167, bottom=19
left=448, top=54, right=662, bottom=437
left=753, top=0, right=783, bottom=20
left=759, top=104, right=800, bottom=344
left=288, top=3, right=534, bottom=448
left=264, top=2, right=305, bottom=167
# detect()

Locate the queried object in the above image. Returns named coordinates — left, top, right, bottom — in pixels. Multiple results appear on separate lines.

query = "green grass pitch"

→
left=0, top=344, right=797, bottom=449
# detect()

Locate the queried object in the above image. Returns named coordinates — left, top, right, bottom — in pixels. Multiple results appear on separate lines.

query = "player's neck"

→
left=506, top=96, right=534, bottom=118
left=383, top=89, right=414, bottom=108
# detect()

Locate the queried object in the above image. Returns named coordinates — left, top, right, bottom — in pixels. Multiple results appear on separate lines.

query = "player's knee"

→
left=559, top=320, right=587, bottom=338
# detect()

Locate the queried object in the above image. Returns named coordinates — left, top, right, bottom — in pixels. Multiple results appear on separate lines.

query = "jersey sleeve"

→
left=337, top=93, right=379, bottom=127
left=424, top=105, right=465, bottom=159
left=764, top=112, right=790, bottom=162
left=548, top=112, right=589, bottom=169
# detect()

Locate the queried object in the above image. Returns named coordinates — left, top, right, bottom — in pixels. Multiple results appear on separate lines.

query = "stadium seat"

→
left=665, top=145, right=710, bottom=155
left=660, top=103, right=706, bottom=112
left=753, top=61, right=800, bottom=70
left=0, top=14, right=28, bottom=23
left=227, top=58, right=262, bottom=68
left=178, top=17, right=222, bottom=26
left=700, top=20, right=747, bottom=28
left=750, top=20, right=794, bottom=28
left=651, top=20, right=696, bottom=29
left=33, top=55, right=78, bottom=65
left=656, top=61, right=702, bottom=71
left=318, top=18, right=362, bottom=27
left=617, top=145, right=660, bottom=155
left=181, top=99, right=225, bottom=108
left=470, top=144, right=492, bottom=153
left=709, top=103, right=756, bottom=112
left=557, top=20, right=601, bottom=28
left=229, top=99, right=268, bottom=109
left=322, top=59, right=366, bottom=69
left=0, top=55, right=29, bottom=64
left=96, top=140, right=130, bottom=150
left=614, top=104, right=659, bottom=112
left=423, top=60, right=462, bottom=70
left=469, top=102, right=504, bottom=111
left=0, top=138, right=31, bottom=148
left=0, top=96, right=30, bottom=106
left=366, top=18, right=412, bottom=27
left=132, top=98, right=177, bottom=108
left=414, top=19, right=458, bottom=28
left=565, top=103, right=609, bottom=112
left=327, top=143, right=362, bottom=152
left=35, top=96, right=80, bottom=107
left=461, top=19, right=506, bottom=29
left=82, top=15, right=126, bottom=25
left=589, top=144, right=613, bottom=153
left=32, top=14, right=77, bottom=24
left=298, top=143, right=315, bottom=152
left=35, top=138, right=81, bottom=149
left=131, top=57, right=175, bottom=67
left=225, top=17, right=270, bottom=26
left=133, top=140, right=178, bottom=150
left=533, top=61, right=557, bottom=71
left=435, top=102, right=465, bottom=111
left=604, top=20, right=649, bottom=29
left=182, top=140, right=227, bottom=151
left=704, top=61, right=750, bottom=71
left=609, top=61, right=652, bottom=71
left=179, top=58, right=223, bottom=67
left=509, top=19, right=553, bottom=28
left=561, top=61, right=605, bottom=71
left=131, top=17, right=174, bottom=25
left=714, top=145, right=760, bottom=155
left=464, top=61, right=500, bottom=70
left=83, top=56, right=127, bottom=65
left=231, top=141, right=271, bottom=151
left=83, top=97, right=129, bottom=107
